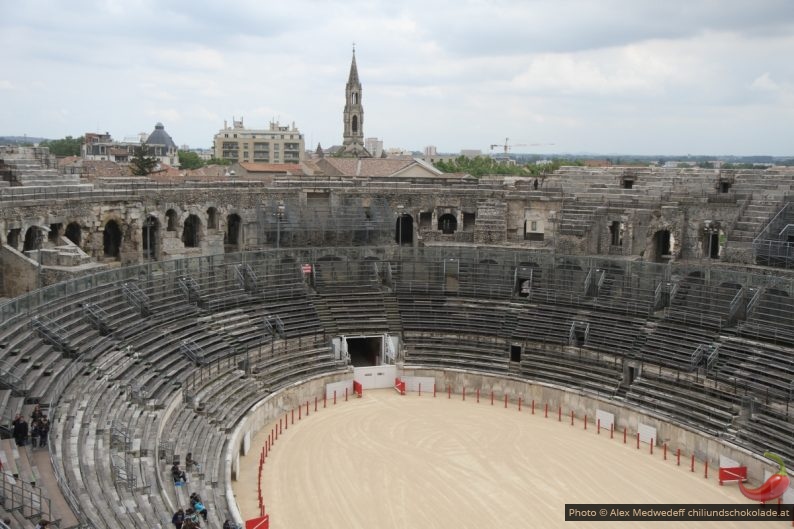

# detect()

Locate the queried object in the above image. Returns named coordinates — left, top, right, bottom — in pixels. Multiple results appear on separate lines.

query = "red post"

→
left=315, top=396, right=318, bottom=412
left=518, top=397, right=522, bottom=412
left=477, top=388, right=480, bottom=403
left=636, top=432, right=640, bottom=449
left=324, top=393, right=327, bottom=408
left=544, top=403, right=548, bottom=418
left=307, top=401, right=310, bottom=416
left=433, top=383, right=436, bottom=398
left=663, top=443, right=667, bottom=460
left=491, top=391, right=494, bottom=406
left=291, top=409, right=294, bottom=425
left=448, top=385, right=451, bottom=399
left=597, top=418, right=600, bottom=434
left=299, top=406, right=302, bottom=420
left=558, top=405, right=562, bottom=422
left=275, top=425, right=279, bottom=440
left=463, top=387, right=466, bottom=401
left=677, top=448, right=681, bottom=466
left=532, top=399, right=535, bottom=414
left=650, top=438, right=653, bottom=455
left=704, top=460, right=708, bottom=479
left=334, top=390, right=337, bottom=405
left=610, top=423, right=613, bottom=439
left=691, top=454, right=695, bottom=472
left=504, top=394, right=508, bottom=408
left=419, top=383, right=422, bottom=396
left=345, top=388, right=348, bottom=401
left=623, top=427, right=627, bottom=444
left=584, top=415, right=587, bottom=430
left=570, top=410, right=574, bottom=426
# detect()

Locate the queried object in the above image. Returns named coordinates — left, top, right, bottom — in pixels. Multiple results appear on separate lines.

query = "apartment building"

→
left=213, top=118, right=305, bottom=164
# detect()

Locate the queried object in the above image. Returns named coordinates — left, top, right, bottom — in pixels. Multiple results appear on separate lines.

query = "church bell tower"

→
left=342, top=47, right=369, bottom=156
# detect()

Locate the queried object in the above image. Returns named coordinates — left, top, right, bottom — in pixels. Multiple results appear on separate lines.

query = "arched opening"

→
left=438, top=214, right=457, bottom=235
left=6, top=228, right=20, bottom=249
left=225, top=213, right=242, bottom=249
left=142, top=216, right=159, bottom=260
left=207, top=207, right=219, bottom=230
left=23, top=226, right=44, bottom=252
left=352, top=115, right=358, bottom=134
left=182, top=214, right=201, bottom=248
left=65, top=222, right=82, bottom=246
left=48, top=223, right=62, bottom=244
left=103, top=220, right=122, bottom=258
left=395, top=214, right=413, bottom=245
left=166, top=209, right=178, bottom=231
left=652, top=230, right=671, bottom=262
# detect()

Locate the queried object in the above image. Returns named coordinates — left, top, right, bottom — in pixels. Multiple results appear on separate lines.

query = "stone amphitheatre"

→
left=1, top=144, right=794, bottom=528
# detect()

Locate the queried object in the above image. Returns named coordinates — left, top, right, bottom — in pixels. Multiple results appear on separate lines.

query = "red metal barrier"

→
left=353, top=381, right=363, bottom=398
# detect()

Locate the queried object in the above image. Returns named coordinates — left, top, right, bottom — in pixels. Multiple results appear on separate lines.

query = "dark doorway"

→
left=510, top=345, right=522, bottom=363
left=7, top=228, right=20, bottom=249
left=396, top=214, right=413, bottom=245
left=438, top=213, right=457, bottom=234
left=207, top=207, right=219, bottom=230
left=142, top=216, right=159, bottom=260
left=226, top=214, right=242, bottom=248
left=166, top=209, right=178, bottom=231
left=182, top=214, right=201, bottom=248
left=719, top=181, right=732, bottom=193
left=707, top=232, right=720, bottom=259
left=622, top=178, right=634, bottom=189
left=65, top=222, right=81, bottom=246
left=652, top=230, right=671, bottom=262
left=609, top=221, right=622, bottom=246
left=23, top=227, right=44, bottom=252
left=103, top=220, right=122, bottom=258
left=347, top=336, right=381, bottom=367
left=48, top=223, right=62, bottom=244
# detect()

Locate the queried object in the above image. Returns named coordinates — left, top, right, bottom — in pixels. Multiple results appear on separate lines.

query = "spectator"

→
left=223, top=519, right=235, bottom=529
left=185, top=452, right=200, bottom=472
left=38, top=416, right=49, bottom=448
left=31, top=404, right=43, bottom=422
left=192, top=500, right=208, bottom=522
left=183, top=508, right=199, bottom=529
left=34, top=520, right=49, bottom=529
left=12, top=415, right=28, bottom=447
left=171, top=463, right=187, bottom=483
left=171, top=508, right=185, bottom=529
left=30, top=419, right=40, bottom=448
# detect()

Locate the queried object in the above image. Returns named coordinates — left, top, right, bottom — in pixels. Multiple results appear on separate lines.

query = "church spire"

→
left=347, top=44, right=360, bottom=86
left=341, top=47, right=370, bottom=157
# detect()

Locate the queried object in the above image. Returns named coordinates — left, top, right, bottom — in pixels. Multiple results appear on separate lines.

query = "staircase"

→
left=382, top=293, right=403, bottom=336
left=310, top=294, right=339, bottom=336
left=558, top=203, right=601, bottom=236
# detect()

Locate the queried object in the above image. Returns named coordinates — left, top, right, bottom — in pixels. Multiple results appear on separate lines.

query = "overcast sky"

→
left=2, top=0, right=793, bottom=156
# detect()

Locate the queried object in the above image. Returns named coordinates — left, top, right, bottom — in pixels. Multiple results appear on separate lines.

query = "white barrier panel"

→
left=242, top=431, right=251, bottom=456
left=596, top=409, right=614, bottom=430
left=354, top=365, right=397, bottom=389
left=325, top=379, right=354, bottom=400
left=401, top=376, right=435, bottom=393
left=637, top=422, right=657, bottom=445
left=720, top=455, right=740, bottom=468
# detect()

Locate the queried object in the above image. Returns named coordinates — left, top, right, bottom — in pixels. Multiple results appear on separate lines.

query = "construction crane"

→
left=489, top=137, right=554, bottom=155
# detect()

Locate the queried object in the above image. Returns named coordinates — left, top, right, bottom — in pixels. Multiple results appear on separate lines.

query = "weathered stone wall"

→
left=0, top=178, right=776, bottom=297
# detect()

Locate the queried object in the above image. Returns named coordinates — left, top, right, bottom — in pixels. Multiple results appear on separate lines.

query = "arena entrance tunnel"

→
left=346, top=336, right=382, bottom=366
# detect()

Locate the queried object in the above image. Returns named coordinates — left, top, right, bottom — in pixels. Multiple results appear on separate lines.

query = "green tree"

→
left=178, top=150, right=204, bottom=170
left=40, top=135, right=83, bottom=157
left=130, top=143, right=158, bottom=176
left=206, top=157, right=232, bottom=166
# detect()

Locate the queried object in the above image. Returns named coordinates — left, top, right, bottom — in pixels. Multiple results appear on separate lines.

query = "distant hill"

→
left=0, top=136, right=49, bottom=145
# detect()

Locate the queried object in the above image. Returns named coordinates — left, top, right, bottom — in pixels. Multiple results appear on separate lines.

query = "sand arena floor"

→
left=234, top=389, right=768, bottom=529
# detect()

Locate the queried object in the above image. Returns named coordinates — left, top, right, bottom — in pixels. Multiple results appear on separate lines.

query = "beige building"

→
left=213, top=118, right=305, bottom=164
